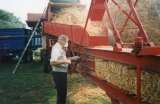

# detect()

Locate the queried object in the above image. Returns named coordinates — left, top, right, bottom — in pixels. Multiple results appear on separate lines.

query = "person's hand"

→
left=70, top=56, right=80, bottom=61
left=73, top=56, right=80, bottom=60
left=64, top=59, right=71, bottom=64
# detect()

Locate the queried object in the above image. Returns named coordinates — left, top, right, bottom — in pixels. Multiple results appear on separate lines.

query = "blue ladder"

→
left=12, top=8, right=46, bottom=74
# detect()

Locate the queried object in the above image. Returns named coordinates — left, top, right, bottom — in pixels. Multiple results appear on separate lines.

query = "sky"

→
left=0, top=0, right=91, bottom=27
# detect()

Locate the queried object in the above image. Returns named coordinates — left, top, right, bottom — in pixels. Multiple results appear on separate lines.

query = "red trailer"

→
left=26, top=0, right=160, bottom=104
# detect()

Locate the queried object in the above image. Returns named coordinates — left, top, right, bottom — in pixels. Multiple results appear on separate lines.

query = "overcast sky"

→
left=0, top=0, right=91, bottom=27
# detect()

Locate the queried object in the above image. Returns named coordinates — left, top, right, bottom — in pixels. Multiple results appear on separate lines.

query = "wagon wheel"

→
left=23, top=51, right=33, bottom=63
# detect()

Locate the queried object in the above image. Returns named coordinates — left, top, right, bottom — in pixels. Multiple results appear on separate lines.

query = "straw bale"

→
left=94, top=57, right=160, bottom=104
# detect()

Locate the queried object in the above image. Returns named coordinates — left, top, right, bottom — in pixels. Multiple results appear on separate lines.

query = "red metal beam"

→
left=111, top=98, right=121, bottom=104
left=127, top=0, right=149, bottom=45
left=136, top=58, right=141, bottom=104
left=103, top=0, right=123, bottom=44
left=84, top=47, right=160, bottom=72
left=119, top=0, right=138, bottom=35
left=111, top=0, right=138, bottom=26
left=138, top=46, right=160, bottom=56
left=90, top=0, right=105, bottom=21
left=77, top=0, right=93, bottom=54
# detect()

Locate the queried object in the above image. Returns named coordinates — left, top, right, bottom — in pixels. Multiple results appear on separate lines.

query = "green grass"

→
left=90, top=97, right=111, bottom=104
left=0, top=57, right=111, bottom=104
left=0, top=57, right=55, bottom=104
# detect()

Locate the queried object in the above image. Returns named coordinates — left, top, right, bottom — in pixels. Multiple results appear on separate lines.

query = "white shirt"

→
left=50, top=43, right=68, bottom=72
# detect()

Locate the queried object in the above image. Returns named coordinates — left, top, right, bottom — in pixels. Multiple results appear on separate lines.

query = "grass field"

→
left=0, top=56, right=111, bottom=104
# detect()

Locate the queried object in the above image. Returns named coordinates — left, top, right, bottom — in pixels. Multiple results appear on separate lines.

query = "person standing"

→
left=133, top=29, right=140, bottom=41
left=50, top=35, right=79, bottom=104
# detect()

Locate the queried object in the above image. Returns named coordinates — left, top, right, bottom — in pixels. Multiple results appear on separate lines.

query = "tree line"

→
left=0, top=9, right=26, bottom=28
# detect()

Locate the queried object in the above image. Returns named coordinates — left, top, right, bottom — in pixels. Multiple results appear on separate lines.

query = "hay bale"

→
left=94, top=57, right=160, bottom=104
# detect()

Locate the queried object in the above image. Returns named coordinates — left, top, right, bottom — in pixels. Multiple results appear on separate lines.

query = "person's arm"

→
left=67, top=56, right=80, bottom=61
left=50, top=60, right=71, bottom=66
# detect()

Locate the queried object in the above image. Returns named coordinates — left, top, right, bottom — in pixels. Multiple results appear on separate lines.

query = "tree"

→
left=0, top=9, right=26, bottom=28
